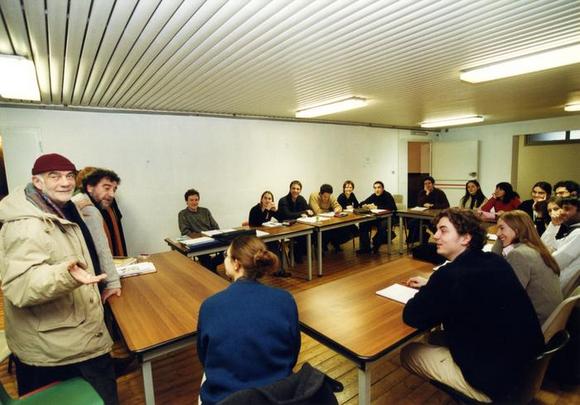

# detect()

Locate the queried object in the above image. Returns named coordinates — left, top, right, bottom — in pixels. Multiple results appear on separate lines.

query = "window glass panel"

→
left=528, top=132, right=566, bottom=142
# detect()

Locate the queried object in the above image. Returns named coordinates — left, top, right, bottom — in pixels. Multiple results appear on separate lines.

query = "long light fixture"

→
left=421, top=115, right=484, bottom=128
left=460, top=43, right=580, bottom=83
left=0, top=54, right=40, bottom=101
left=564, top=103, right=580, bottom=112
left=296, top=97, right=367, bottom=118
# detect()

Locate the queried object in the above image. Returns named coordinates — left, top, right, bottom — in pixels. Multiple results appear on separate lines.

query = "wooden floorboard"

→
left=0, top=229, right=578, bottom=404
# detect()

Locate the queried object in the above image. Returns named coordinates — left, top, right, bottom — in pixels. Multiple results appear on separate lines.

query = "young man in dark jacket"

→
left=401, top=208, right=544, bottom=402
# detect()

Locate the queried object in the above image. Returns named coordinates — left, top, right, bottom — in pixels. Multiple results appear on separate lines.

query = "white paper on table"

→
left=319, top=212, right=336, bottom=217
left=255, top=230, right=269, bottom=237
left=181, top=236, right=216, bottom=246
left=376, top=284, right=418, bottom=304
left=116, top=262, right=157, bottom=278
left=410, top=206, right=428, bottom=211
left=297, top=216, right=331, bottom=224
left=262, top=221, right=282, bottom=227
left=370, top=208, right=388, bottom=214
left=201, top=229, right=236, bottom=237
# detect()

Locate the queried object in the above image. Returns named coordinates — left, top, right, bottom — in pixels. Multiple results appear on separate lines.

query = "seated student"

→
left=401, top=208, right=544, bottom=403
left=248, top=191, right=288, bottom=277
left=357, top=181, right=397, bottom=254
left=178, top=188, right=221, bottom=271
left=407, top=176, right=450, bottom=244
left=248, top=191, right=279, bottom=226
left=492, top=211, right=562, bottom=325
left=553, top=180, right=579, bottom=198
left=309, top=184, right=350, bottom=251
left=337, top=180, right=359, bottom=209
left=541, top=196, right=564, bottom=252
left=197, top=236, right=300, bottom=405
left=278, top=180, right=313, bottom=263
left=458, top=180, right=487, bottom=209
left=552, top=197, right=580, bottom=297
left=518, top=181, right=552, bottom=236
left=479, top=182, right=521, bottom=216
left=417, top=176, right=450, bottom=209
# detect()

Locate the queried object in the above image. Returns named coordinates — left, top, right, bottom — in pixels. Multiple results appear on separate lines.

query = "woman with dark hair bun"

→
left=518, top=181, right=552, bottom=236
left=459, top=180, right=487, bottom=209
left=480, top=182, right=521, bottom=216
left=196, top=236, right=300, bottom=405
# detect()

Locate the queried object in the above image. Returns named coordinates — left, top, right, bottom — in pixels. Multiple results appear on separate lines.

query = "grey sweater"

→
left=492, top=241, right=562, bottom=326
left=178, top=207, right=219, bottom=235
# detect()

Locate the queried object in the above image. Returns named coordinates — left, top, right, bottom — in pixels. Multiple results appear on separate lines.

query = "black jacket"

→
left=360, top=191, right=397, bottom=211
left=248, top=203, right=279, bottom=227
left=278, top=194, right=310, bottom=220
left=403, top=249, right=544, bottom=400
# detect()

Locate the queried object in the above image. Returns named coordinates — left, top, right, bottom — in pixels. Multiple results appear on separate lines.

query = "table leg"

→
left=142, top=360, right=155, bottom=405
left=387, top=216, right=392, bottom=255
left=419, top=219, right=424, bottom=245
left=317, top=230, right=323, bottom=277
left=306, top=233, right=312, bottom=281
left=290, top=240, right=295, bottom=267
left=399, top=216, right=404, bottom=254
left=358, top=366, right=371, bottom=405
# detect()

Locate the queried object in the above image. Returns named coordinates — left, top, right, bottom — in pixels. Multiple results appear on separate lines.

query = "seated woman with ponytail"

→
left=196, top=235, right=301, bottom=405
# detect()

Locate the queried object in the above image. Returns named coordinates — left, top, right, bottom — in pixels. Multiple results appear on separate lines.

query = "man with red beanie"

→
left=0, top=153, right=118, bottom=404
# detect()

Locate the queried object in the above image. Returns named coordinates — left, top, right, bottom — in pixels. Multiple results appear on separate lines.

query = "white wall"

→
left=0, top=107, right=414, bottom=255
left=438, top=114, right=580, bottom=201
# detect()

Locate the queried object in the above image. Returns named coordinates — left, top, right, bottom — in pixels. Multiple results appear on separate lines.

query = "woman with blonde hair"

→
left=492, top=210, right=562, bottom=325
left=197, top=235, right=300, bottom=405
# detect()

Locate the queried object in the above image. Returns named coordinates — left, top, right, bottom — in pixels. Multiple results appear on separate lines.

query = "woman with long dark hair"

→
left=480, top=182, right=521, bottom=216
left=518, top=181, right=552, bottom=236
left=459, top=180, right=487, bottom=209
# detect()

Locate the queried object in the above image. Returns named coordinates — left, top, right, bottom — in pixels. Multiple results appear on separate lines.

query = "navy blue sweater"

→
left=197, top=279, right=301, bottom=405
left=403, top=249, right=544, bottom=400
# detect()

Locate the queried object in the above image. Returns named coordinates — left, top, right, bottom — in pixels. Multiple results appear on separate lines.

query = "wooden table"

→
left=294, top=257, right=433, bottom=404
left=109, top=251, right=229, bottom=405
left=165, top=223, right=315, bottom=279
left=305, top=211, right=393, bottom=277
left=397, top=208, right=442, bottom=253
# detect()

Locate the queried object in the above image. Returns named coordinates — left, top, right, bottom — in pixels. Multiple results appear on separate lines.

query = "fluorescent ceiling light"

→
left=0, top=54, right=40, bottom=101
left=564, top=103, right=580, bottom=112
left=460, top=43, right=580, bottom=83
left=421, top=115, right=484, bottom=128
left=296, top=97, right=367, bottom=118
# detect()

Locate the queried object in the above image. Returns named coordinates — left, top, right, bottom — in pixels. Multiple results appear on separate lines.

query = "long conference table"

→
left=109, top=251, right=229, bottom=405
left=294, top=257, right=433, bottom=405
left=165, top=222, right=315, bottom=279
left=304, top=210, right=394, bottom=277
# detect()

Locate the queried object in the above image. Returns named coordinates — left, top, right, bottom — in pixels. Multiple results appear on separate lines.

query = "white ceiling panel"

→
left=1, top=0, right=579, bottom=128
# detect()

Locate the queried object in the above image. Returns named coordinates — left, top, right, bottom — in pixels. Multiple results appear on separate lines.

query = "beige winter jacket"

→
left=0, top=186, right=112, bottom=366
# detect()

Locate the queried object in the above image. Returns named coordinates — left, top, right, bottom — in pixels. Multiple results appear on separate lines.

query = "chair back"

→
left=542, top=287, right=580, bottom=343
left=507, top=330, right=570, bottom=404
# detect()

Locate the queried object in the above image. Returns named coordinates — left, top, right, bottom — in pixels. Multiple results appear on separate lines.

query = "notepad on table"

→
left=376, top=284, right=418, bottom=304
left=116, top=262, right=157, bottom=278
left=297, top=216, right=331, bottom=224
left=370, top=208, right=388, bottom=214
left=262, top=221, right=283, bottom=228
left=201, top=229, right=236, bottom=237
left=180, top=236, right=216, bottom=247
left=410, top=206, right=428, bottom=211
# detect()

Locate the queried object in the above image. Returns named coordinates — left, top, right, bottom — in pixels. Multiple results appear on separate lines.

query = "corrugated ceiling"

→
left=1, top=0, right=579, bottom=128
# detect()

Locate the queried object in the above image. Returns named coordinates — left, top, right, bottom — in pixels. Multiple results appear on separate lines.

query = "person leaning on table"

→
left=197, top=235, right=300, bottom=405
left=401, top=208, right=543, bottom=403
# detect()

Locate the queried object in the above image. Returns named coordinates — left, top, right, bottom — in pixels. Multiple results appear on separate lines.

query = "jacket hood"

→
left=0, top=185, right=67, bottom=226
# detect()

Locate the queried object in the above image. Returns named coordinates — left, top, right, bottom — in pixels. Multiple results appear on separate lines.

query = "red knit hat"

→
left=31, top=153, right=77, bottom=175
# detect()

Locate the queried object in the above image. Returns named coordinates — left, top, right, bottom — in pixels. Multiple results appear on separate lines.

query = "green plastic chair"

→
left=0, top=331, right=103, bottom=405
left=0, top=378, right=104, bottom=405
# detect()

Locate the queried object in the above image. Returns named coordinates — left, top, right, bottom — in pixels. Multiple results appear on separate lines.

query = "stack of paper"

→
left=201, top=229, right=236, bottom=237
left=319, top=212, right=336, bottom=218
left=376, top=284, right=418, bottom=304
left=116, top=262, right=157, bottom=278
left=410, top=206, right=428, bottom=212
left=297, top=216, right=332, bottom=224
left=370, top=208, right=388, bottom=214
left=181, top=236, right=216, bottom=247
left=262, top=221, right=282, bottom=227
